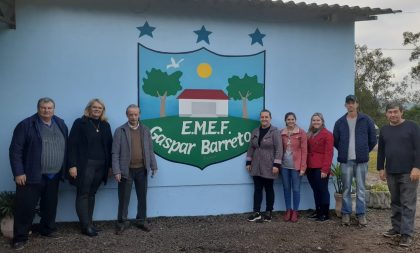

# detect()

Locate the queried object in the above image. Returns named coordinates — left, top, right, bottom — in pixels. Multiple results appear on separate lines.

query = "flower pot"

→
left=366, top=190, right=391, bottom=209
left=334, top=192, right=356, bottom=217
left=1, top=215, right=13, bottom=239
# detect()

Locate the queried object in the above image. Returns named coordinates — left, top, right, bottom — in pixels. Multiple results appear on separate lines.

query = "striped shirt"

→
left=39, top=120, right=66, bottom=174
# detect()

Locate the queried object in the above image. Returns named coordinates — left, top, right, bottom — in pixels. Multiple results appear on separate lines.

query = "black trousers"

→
left=13, top=175, right=60, bottom=243
left=306, top=168, right=330, bottom=216
left=253, top=176, right=274, bottom=212
left=76, top=160, right=104, bottom=229
left=117, top=169, right=148, bottom=223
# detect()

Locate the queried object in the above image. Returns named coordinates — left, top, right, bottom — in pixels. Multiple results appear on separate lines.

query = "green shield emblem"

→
left=138, top=44, right=265, bottom=169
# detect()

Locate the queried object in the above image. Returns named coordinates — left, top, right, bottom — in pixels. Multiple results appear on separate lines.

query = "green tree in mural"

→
left=226, top=74, right=264, bottom=119
left=142, top=68, right=183, bottom=117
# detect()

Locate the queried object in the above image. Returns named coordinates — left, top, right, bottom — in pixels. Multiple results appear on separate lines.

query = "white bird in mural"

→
left=166, top=57, right=184, bottom=69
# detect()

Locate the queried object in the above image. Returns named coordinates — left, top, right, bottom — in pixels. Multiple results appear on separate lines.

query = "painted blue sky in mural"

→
left=138, top=44, right=265, bottom=120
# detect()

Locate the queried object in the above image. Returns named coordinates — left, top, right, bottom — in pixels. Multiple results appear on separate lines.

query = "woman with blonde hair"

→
left=68, top=98, right=113, bottom=236
left=306, top=112, right=334, bottom=221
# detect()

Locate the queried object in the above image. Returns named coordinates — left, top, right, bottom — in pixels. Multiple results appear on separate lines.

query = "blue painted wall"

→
left=0, top=0, right=354, bottom=221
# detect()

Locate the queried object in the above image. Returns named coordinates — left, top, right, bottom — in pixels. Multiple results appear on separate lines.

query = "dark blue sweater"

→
left=9, top=114, right=68, bottom=184
left=333, top=113, right=377, bottom=163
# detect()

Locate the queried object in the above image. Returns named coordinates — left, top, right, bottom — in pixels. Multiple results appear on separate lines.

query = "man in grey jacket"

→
left=112, top=104, right=157, bottom=234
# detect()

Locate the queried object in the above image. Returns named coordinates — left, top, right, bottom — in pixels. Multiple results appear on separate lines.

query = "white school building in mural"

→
left=0, top=0, right=398, bottom=221
left=177, top=89, right=229, bottom=118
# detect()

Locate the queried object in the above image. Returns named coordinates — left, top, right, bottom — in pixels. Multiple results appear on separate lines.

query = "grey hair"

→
left=126, top=104, right=141, bottom=115
left=37, top=97, right=55, bottom=109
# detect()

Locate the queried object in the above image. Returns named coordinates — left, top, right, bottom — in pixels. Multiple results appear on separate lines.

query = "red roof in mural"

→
left=177, top=89, right=229, bottom=100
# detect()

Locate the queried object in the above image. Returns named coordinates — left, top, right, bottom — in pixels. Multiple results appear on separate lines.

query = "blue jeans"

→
left=281, top=168, right=301, bottom=210
left=341, top=160, right=368, bottom=216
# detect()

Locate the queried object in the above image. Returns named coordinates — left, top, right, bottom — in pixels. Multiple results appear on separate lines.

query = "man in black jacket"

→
left=9, top=97, right=68, bottom=250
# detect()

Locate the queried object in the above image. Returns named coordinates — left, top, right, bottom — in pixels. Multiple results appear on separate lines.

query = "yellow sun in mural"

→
left=197, top=63, right=212, bottom=78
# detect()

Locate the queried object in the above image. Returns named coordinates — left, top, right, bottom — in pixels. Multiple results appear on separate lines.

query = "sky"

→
left=305, top=0, right=420, bottom=82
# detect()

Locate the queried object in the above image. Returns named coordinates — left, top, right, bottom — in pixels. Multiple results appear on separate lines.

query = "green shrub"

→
left=0, top=191, right=15, bottom=219
left=370, top=183, right=389, bottom=192
left=331, top=163, right=343, bottom=194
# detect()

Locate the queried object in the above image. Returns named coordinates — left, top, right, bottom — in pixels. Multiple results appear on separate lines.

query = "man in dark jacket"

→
left=333, top=95, right=376, bottom=226
left=9, top=97, right=68, bottom=250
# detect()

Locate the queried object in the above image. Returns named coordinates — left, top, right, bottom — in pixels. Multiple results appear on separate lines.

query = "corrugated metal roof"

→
left=182, top=0, right=401, bottom=22
left=2, top=0, right=401, bottom=29
left=272, top=0, right=401, bottom=18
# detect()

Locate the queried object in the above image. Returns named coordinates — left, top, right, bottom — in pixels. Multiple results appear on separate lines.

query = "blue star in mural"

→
left=194, top=25, right=212, bottom=44
left=137, top=21, right=156, bottom=38
left=249, top=28, right=266, bottom=46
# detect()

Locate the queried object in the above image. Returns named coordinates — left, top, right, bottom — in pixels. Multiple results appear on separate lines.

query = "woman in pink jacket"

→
left=306, top=112, right=334, bottom=221
left=280, top=112, right=308, bottom=222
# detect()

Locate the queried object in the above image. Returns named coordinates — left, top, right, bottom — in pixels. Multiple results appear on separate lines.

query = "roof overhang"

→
left=177, top=0, right=402, bottom=22
left=0, top=0, right=15, bottom=29
left=0, top=0, right=401, bottom=30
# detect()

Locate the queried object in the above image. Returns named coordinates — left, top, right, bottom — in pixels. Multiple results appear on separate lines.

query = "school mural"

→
left=138, top=44, right=265, bottom=169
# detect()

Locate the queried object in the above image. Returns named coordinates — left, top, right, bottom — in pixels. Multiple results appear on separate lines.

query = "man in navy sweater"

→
left=378, top=103, right=420, bottom=247
left=333, top=95, right=377, bottom=226
left=9, top=97, right=68, bottom=250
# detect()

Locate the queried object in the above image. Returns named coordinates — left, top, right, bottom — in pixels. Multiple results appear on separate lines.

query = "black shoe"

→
left=136, top=224, right=151, bottom=232
left=262, top=211, right=272, bottom=222
left=40, top=231, right=62, bottom=239
left=383, top=229, right=400, bottom=238
left=316, top=215, right=330, bottom=222
left=115, top=225, right=126, bottom=235
left=308, top=211, right=318, bottom=219
left=247, top=212, right=262, bottom=222
left=399, top=234, right=413, bottom=247
left=308, top=211, right=321, bottom=220
left=12, top=241, right=27, bottom=251
left=115, top=221, right=130, bottom=235
left=82, top=227, right=98, bottom=237
left=256, top=211, right=272, bottom=223
left=91, top=225, right=102, bottom=233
